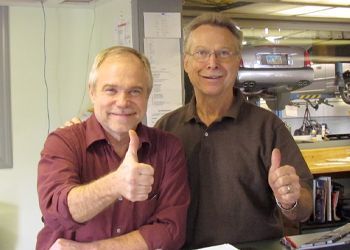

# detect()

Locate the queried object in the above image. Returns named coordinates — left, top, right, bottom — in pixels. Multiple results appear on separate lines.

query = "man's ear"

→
left=184, top=54, right=190, bottom=74
left=88, top=84, right=96, bottom=103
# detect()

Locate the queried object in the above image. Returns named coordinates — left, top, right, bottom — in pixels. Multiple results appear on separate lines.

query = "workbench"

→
left=299, top=140, right=350, bottom=177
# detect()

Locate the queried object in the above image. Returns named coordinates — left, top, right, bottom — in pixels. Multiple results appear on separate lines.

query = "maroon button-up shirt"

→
left=37, top=114, right=190, bottom=250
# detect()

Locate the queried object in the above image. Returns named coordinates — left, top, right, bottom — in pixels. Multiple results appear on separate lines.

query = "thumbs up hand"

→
left=124, top=129, right=140, bottom=163
left=114, top=130, right=154, bottom=202
left=268, top=148, right=300, bottom=210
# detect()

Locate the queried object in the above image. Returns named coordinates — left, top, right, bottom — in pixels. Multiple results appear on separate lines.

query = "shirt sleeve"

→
left=138, top=134, right=190, bottom=250
left=37, top=130, right=84, bottom=231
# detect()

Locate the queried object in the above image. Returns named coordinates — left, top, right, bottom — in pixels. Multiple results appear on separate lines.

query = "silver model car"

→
left=237, top=45, right=314, bottom=110
left=291, top=63, right=350, bottom=105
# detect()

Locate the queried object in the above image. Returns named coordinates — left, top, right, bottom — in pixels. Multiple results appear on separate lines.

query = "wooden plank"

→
left=300, top=146, right=350, bottom=174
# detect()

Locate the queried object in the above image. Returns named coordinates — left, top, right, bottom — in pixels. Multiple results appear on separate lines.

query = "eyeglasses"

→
left=187, top=49, right=238, bottom=62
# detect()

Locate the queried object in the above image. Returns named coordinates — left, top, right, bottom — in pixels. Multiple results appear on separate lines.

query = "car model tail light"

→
left=304, top=50, right=311, bottom=67
left=240, top=58, right=244, bottom=67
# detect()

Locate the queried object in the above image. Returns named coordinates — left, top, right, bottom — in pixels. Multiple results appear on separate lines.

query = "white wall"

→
left=0, top=1, right=132, bottom=249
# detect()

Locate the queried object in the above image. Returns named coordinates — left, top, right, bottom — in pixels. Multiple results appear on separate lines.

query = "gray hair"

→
left=88, top=46, right=153, bottom=94
left=183, top=13, right=243, bottom=53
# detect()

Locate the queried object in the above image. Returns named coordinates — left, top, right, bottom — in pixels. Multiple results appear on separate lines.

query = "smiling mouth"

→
left=109, top=111, right=136, bottom=117
left=202, top=75, right=222, bottom=79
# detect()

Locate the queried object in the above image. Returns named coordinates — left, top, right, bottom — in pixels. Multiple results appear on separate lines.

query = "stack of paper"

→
left=196, top=244, right=239, bottom=250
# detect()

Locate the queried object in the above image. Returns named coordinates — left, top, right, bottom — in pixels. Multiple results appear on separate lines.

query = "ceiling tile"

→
left=223, top=3, right=301, bottom=14
left=272, top=5, right=331, bottom=16
left=280, top=0, right=350, bottom=6
left=300, top=7, right=350, bottom=18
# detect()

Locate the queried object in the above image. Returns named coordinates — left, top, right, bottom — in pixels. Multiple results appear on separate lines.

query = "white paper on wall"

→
left=144, top=12, right=181, bottom=38
left=144, top=38, right=183, bottom=126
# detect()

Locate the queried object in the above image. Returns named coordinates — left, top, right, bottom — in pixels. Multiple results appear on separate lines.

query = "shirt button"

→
left=204, top=132, right=208, bottom=137
left=116, top=228, right=121, bottom=234
left=118, top=196, right=123, bottom=201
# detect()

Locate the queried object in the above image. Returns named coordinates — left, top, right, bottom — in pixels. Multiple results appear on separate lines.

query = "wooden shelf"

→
left=309, top=163, right=350, bottom=175
left=300, top=146, right=350, bottom=175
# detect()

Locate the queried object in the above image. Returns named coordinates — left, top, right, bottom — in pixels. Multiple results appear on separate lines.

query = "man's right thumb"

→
left=125, top=130, right=139, bottom=162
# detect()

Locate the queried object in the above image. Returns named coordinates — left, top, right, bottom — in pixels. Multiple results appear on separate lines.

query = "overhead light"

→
left=184, top=0, right=235, bottom=6
left=265, top=36, right=283, bottom=44
left=264, top=27, right=269, bottom=35
left=274, top=6, right=330, bottom=16
left=280, top=0, right=350, bottom=6
left=301, top=7, right=350, bottom=18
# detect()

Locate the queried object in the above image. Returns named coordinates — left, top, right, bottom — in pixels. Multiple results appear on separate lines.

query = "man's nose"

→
left=207, top=52, right=219, bottom=68
left=116, top=92, right=129, bottom=106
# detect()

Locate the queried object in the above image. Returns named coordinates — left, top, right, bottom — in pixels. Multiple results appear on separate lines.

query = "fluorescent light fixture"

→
left=274, top=6, right=330, bottom=15
left=280, top=0, right=350, bottom=5
left=265, top=36, right=283, bottom=44
left=301, top=7, right=350, bottom=18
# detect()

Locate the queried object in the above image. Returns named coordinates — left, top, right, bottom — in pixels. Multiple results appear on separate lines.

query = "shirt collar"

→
left=184, top=87, right=246, bottom=123
left=85, top=114, right=151, bottom=149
